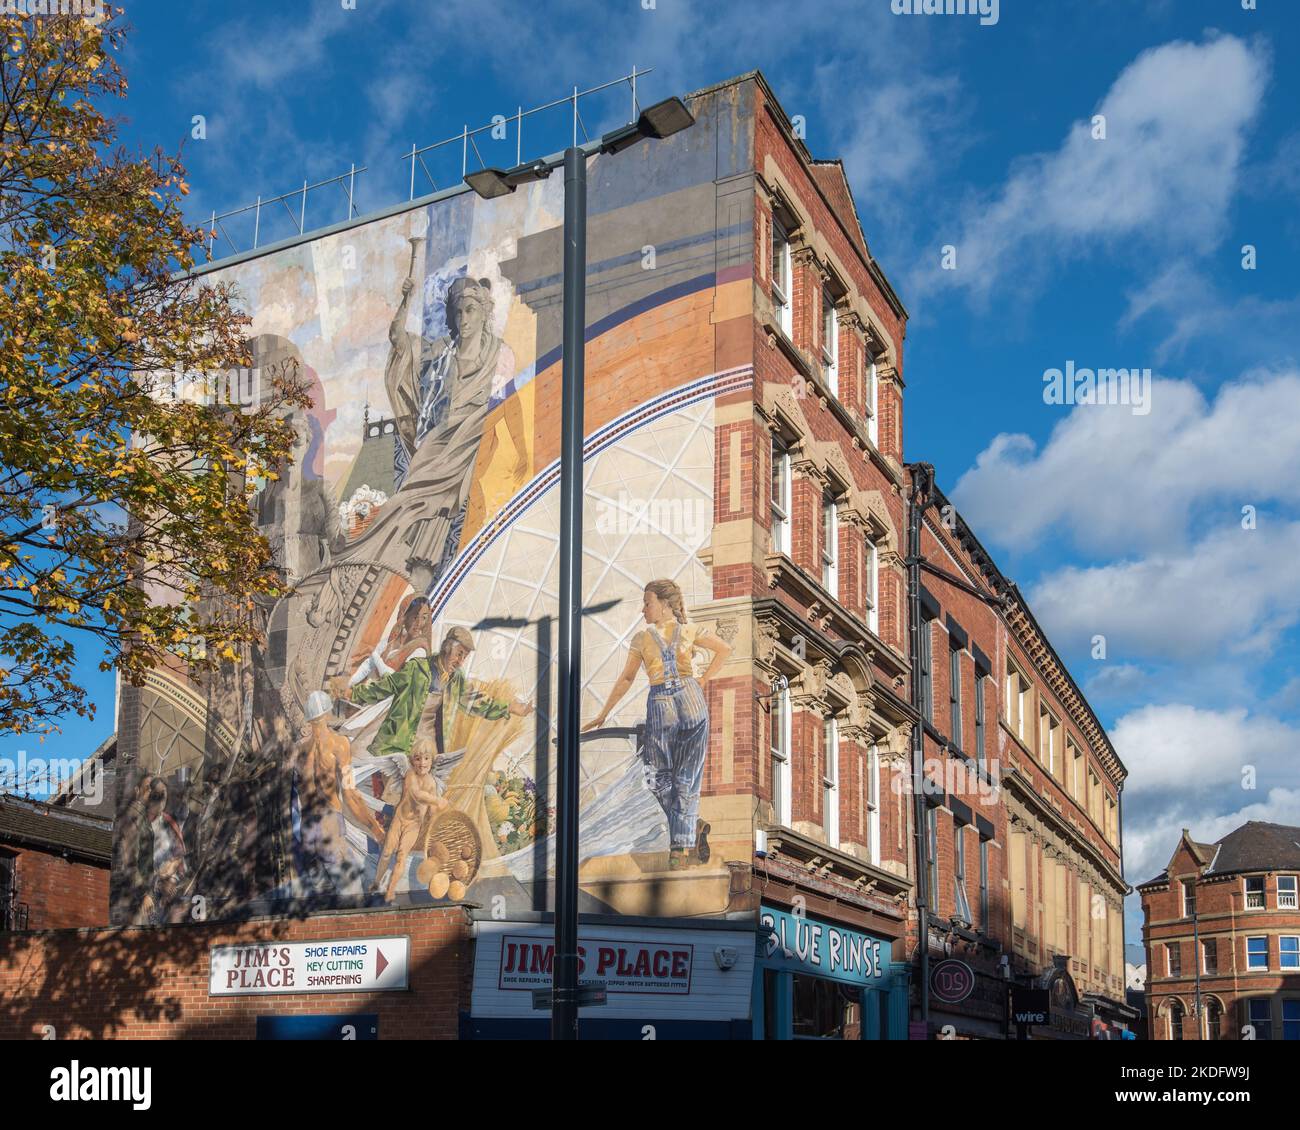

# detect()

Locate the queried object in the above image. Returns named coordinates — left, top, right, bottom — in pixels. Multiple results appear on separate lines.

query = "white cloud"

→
left=917, top=35, right=1268, bottom=301
left=1028, top=520, right=1300, bottom=659
left=953, top=371, right=1300, bottom=556
left=1111, top=704, right=1300, bottom=885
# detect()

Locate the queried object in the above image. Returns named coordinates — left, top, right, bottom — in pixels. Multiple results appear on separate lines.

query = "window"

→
left=953, top=819, right=972, bottom=927
left=771, top=217, right=792, bottom=338
left=866, top=744, right=880, bottom=866
left=822, top=717, right=839, bottom=848
left=949, top=644, right=963, bottom=750
left=1169, top=1000, right=1185, bottom=1041
left=771, top=683, right=792, bottom=827
left=1039, top=706, right=1060, bottom=776
left=979, top=837, right=990, bottom=930
left=864, top=534, right=879, bottom=635
left=1282, top=936, right=1300, bottom=970
left=770, top=435, right=791, bottom=555
left=1247, top=936, right=1268, bottom=970
left=1248, top=998, right=1272, bottom=1040
left=1244, top=876, right=1265, bottom=910
left=1068, top=740, right=1083, bottom=802
left=974, top=673, right=987, bottom=770
left=1279, top=875, right=1298, bottom=909
left=1285, top=1000, right=1300, bottom=1042
left=0, top=851, right=16, bottom=932
left=1203, top=937, right=1218, bottom=975
left=821, top=491, right=838, bottom=594
left=821, top=288, right=838, bottom=396
left=926, top=805, right=939, bottom=915
left=1181, top=879, right=1196, bottom=919
left=1166, top=942, right=1181, bottom=978
left=864, top=354, right=878, bottom=446
left=1005, top=660, right=1031, bottom=743
left=1105, top=793, right=1118, bottom=846
left=1204, top=998, right=1222, bottom=1041
left=919, top=617, right=935, bottom=724
left=1088, top=770, right=1102, bottom=827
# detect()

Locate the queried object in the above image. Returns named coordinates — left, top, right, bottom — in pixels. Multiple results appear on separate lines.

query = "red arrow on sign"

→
left=375, top=948, right=388, bottom=979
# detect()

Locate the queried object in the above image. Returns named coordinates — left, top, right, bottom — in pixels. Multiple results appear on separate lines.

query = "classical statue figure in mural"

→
left=343, top=270, right=529, bottom=596
left=583, top=579, right=731, bottom=870
left=257, top=404, right=342, bottom=586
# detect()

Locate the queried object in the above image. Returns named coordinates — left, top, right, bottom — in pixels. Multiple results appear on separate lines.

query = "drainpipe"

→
left=906, top=462, right=935, bottom=1032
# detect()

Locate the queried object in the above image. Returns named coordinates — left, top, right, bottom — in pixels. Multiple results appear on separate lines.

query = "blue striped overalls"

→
left=644, top=621, right=710, bottom=850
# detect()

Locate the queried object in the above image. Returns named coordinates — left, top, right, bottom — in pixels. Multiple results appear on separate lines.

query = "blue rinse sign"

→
left=759, top=906, right=888, bottom=985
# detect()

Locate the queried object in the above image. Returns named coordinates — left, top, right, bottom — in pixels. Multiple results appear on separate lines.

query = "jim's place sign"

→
left=210, top=937, right=409, bottom=996
left=759, top=906, right=888, bottom=985
left=499, top=935, right=693, bottom=995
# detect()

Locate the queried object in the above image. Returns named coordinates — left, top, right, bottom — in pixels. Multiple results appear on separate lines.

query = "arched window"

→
left=1169, top=999, right=1185, bottom=1041
left=1204, top=997, right=1222, bottom=1040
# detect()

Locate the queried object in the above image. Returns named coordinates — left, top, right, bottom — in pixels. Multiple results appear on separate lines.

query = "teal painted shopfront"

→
left=753, top=905, right=910, bottom=1039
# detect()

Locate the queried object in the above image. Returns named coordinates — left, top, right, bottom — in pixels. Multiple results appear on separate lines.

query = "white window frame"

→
left=821, top=287, right=838, bottom=396
left=772, top=218, right=792, bottom=339
left=771, top=434, right=791, bottom=556
left=822, top=716, right=839, bottom=848
left=949, top=644, right=963, bottom=751
left=1244, top=876, right=1265, bottom=910
left=1167, top=942, right=1181, bottom=978
left=865, top=354, right=878, bottom=446
left=771, top=684, right=792, bottom=828
left=953, top=819, right=972, bottom=927
left=864, top=534, right=879, bottom=635
left=867, top=743, right=880, bottom=866
left=1202, top=937, right=1218, bottom=975
left=1181, top=879, right=1196, bottom=919
left=1246, top=935, right=1269, bottom=970
left=1040, top=705, right=1060, bottom=776
left=1278, top=875, right=1298, bottom=909
left=821, top=491, right=838, bottom=596
left=1281, top=935, right=1300, bottom=970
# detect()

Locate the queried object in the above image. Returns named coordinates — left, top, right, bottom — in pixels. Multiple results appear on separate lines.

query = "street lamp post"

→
left=464, top=96, right=695, bottom=1040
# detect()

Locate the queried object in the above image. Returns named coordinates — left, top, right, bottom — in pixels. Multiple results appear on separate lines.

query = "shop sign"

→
left=930, top=959, right=975, bottom=1004
left=759, top=905, right=888, bottom=985
left=499, top=935, right=693, bottom=995
left=1012, top=986, right=1050, bottom=1026
left=210, top=937, right=409, bottom=996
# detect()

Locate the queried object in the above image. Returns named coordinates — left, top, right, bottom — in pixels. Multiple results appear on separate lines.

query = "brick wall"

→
left=0, top=904, right=470, bottom=1039
left=6, top=845, right=109, bottom=929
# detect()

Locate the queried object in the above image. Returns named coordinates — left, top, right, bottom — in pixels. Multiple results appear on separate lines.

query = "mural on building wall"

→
left=111, top=94, right=757, bottom=926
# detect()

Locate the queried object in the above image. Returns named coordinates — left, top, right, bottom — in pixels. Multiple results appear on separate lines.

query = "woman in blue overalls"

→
left=583, top=579, right=732, bottom=870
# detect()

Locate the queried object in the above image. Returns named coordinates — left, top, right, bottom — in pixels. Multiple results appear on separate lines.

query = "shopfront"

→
left=465, top=915, right=757, bottom=1039
left=754, top=904, right=909, bottom=1040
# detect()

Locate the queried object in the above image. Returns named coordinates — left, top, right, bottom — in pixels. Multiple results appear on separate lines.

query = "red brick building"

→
left=904, top=474, right=1133, bottom=1039
left=0, top=904, right=469, bottom=1039
left=0, top=795, right=111, bottom=931
left=742, top=70, right=916, bottom=1037
left=1139, top=822, right=1300, bottom=1040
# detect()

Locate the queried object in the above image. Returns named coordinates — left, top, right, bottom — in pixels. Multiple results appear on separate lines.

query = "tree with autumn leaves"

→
left=0, top=11, right=307, bottom=745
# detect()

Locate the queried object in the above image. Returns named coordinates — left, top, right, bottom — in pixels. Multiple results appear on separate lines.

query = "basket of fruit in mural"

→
left=417, top=810, right=482, bottom=901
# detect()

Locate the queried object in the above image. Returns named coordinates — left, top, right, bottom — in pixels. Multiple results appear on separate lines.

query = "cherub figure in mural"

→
left=293, top=690, right=383, bottom=899
left=332, top=626, right=532, bottom=771
left=583, top=579, right=732, bottom=871
left=342, top=271, right=529, bottom=597
left=370, top=736, right=446, bottom=902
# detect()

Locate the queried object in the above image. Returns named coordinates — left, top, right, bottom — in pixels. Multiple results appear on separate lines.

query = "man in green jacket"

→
left=336, top=626, right=531, bottom=762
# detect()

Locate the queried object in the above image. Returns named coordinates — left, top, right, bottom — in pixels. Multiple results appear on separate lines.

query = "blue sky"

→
left=7, top=0, right=1299, bottom=940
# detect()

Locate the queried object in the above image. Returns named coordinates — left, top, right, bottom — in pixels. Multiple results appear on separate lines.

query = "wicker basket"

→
left=422, top=810, right=482, bottom=887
